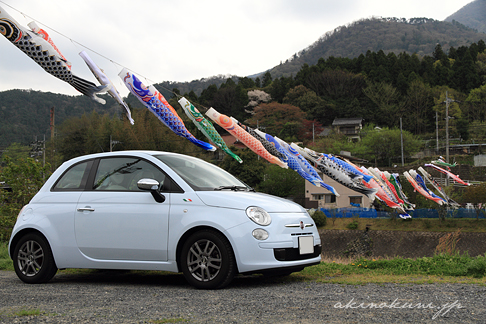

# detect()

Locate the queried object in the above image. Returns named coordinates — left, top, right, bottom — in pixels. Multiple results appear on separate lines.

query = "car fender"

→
left=167, top=201, right=249, bottom=263
left=9, top=208, right=80, bottom=268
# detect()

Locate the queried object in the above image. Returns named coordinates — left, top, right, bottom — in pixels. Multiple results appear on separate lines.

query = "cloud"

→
left=0, top=0, right=475, bottom=97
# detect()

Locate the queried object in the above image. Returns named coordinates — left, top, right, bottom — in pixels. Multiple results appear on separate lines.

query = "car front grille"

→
left=273, top=244, right=322, bottom=261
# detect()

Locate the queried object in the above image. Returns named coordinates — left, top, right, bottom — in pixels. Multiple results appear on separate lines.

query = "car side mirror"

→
left=137, top=178, right=165, bottom=203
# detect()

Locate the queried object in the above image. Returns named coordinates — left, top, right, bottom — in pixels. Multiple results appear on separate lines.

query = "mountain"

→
left=445, top=0, right=486, bottom=34
left=266, top=17, right=485, bottom=79
left=0, top=89, right=121, bottom=148
left=1, top=14, right=486, bottom=150
left=152, top=75, right=239, bottom=98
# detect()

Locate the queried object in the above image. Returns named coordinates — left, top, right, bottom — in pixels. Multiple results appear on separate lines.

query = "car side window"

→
left=53, top=161, right=90, bottom=190
left=93, top=157, right=166, bottom=191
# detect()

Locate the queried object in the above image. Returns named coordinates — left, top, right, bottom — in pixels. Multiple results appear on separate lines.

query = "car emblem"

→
left=183, top=198, right=192, bottom=202
left=300, top=221, right=304, bottom=230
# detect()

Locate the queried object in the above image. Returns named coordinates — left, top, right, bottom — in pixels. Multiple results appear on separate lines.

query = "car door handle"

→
left=77, top=207, right=95, bottom=212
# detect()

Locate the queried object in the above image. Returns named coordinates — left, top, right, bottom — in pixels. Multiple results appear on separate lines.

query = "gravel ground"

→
left=0, top=270, right=485, bottom=323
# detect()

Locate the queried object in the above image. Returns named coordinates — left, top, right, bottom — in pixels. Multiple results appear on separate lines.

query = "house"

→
left=304, top=172, right=372, bottom=209
left=212, top=134, right=246, bottom=161
left=332, top=118, right=363, bottom=141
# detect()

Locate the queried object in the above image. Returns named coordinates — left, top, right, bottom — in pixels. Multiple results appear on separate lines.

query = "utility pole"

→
left=445, top=92, right=450, bottom=164
left=312, top=122, right=315, bottom=143
left=443, top=91, right=460, bottom=163
left=436, top=111, right=439, bottom=153
left=50, top=107, right=55, bottom=140
left=400, top=118, right=404, bottom=166
left=43, top=135, right=46, bottom=182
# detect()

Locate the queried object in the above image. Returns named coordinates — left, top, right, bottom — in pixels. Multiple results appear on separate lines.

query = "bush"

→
left=466, top=257, right=486, bottom=278
left=0, top=156, right=50, bottom=242
left=311, top=210, right=327, bottom=227
left=346, top=221, right=359, bottom=230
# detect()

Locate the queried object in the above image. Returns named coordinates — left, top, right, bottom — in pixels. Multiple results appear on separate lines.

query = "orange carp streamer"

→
left=205, top=108, right=288, bottom=169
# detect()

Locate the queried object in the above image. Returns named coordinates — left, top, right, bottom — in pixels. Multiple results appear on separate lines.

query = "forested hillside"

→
left=1, top=16, right=485, bottom=152
left=268, top=17, right=485, bottom=79
left=0, top=90, right=121, bottom=147
left=17, top=38, right=479, bottom=177
left=446, top=0, right=486, bottom=34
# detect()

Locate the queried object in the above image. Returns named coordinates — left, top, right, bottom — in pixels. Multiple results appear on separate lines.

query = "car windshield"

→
left=154, top=154, right=251, bottom=191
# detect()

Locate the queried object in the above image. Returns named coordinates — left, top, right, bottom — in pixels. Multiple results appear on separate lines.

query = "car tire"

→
left=181, top=229, right=236, bottom=289
left=13, top=233, right=58, bottom=284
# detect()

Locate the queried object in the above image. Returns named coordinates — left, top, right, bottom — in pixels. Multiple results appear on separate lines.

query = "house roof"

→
left=332, top=118, right=363, bottom=126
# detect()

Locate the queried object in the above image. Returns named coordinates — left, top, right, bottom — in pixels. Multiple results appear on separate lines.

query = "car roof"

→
left=65, top=150, right=184, bottom=163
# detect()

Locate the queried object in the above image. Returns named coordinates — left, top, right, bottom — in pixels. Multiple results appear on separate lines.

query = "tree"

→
left=433, top=44, right=448, bottom=62
left=255, top=77, right=261, bottom=88
left=257, top=164, right=304, bottom=198
left=209, top=84, right=248, bottom=121
left=270, top=76, right=294, bottom=103
left=199, top=84, right=218, bottom=107
left=359, top=126, right=422, bottom=166
left=456, top=118, right=469, bottom=141
left=218, top=148, right=266, bottom=188
left=0, top=156, right=51, bottom=240
left=461, top=183, right=486, bottom=220
left=465, top=84, right=486, bottom=122
left=245, top=90, right=271, bottom=114
left=404, top=79, right=434, bottom=134
left=476, top=51, right=486, bottom=85
left=1, top=143, right=31, bottom=165
left=238, top=77, right=255, bottom=89
left=246, top=102, right=306, bottom=140
left=451, top=46, right=481, bottom=93
left=262, top=71, right=273, bottom=87
left=432, top=87, right=462, bottom=127
left=363, top=81, right=404, bottom=128
left=56, top=108, right=192, bottom=161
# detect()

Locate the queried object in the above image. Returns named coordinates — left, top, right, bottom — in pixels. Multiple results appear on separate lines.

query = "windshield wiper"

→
left=214, top=185, right=250, bottom=191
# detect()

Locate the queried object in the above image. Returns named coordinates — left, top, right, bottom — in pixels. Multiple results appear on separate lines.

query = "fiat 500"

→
left=9, top=151, right=321, bottom=289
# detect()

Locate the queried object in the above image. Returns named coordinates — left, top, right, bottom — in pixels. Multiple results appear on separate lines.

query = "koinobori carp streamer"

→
left=179, top=97, right=242, bottom=163
left=119, top=69, right=216, bottom=151
left=206, top=108, right=287, bottom=168
left=0, top=6, right=109, bottom=103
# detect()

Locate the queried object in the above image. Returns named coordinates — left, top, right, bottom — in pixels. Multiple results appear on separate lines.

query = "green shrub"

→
left=311, top=210, right=327, bottom=227
left=0, top=156, right=50, bottom=242
left=466, top=257, right=486, bottom=278
left=0, top=242, right=13, bottom=271
left=346, top=221, right=359, bottom=230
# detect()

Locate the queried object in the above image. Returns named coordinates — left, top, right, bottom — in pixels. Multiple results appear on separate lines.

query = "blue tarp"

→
left=320, top=207, right=486, bottom=219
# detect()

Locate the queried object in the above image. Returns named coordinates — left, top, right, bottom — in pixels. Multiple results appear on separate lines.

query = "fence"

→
left=320, top=207, right=486, bottom=219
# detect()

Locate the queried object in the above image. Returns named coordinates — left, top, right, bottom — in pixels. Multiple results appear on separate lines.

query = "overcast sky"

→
left=0, top=0, right=476, bottom=98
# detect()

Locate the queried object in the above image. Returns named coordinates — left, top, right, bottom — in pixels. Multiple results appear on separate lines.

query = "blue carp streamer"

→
left=119, top=68, right=215, bottom=151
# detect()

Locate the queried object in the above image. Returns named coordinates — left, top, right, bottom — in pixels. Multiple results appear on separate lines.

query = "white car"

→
left=9, top=151, right=321, bottom=289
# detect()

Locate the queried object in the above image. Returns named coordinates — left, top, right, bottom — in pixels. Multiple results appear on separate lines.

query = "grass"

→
left=323, top=217, right=486, bottom=232
left=2, top=227, right=485, bottom=285
left=2, top=243, right=484, bottom=285
left=294, top=253, right=486, bottom=285
left=14, top=309, right=42, bottom=317
left=0, top=242, right=13, bottom=271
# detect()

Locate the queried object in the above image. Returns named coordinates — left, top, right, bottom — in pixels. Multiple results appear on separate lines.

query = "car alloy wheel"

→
left=181, top=230, right=236, bottom=289
left=13, top=233, right=57, bottom=284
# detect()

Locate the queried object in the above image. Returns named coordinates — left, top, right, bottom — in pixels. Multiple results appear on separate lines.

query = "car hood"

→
left=195, top=191, right=306, bottom=213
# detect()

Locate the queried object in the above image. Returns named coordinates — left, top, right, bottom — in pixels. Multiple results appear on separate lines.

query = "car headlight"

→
left=246, top=206, right=271, bottom=226
left=252, top=228, right=269, bottom=240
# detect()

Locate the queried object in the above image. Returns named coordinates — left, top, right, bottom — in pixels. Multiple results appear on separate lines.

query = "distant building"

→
left=304, top=172, right=372, bottom=210
left=332, top=118, right=363, bottom=141
left=213, top=134, right=246, bottom=161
